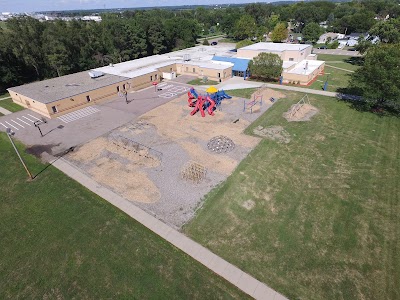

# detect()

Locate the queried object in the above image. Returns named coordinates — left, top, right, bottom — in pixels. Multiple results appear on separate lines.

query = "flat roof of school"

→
left=239, top=42, right=311, bottom=52
left=8, top=71, right=129, bottom=104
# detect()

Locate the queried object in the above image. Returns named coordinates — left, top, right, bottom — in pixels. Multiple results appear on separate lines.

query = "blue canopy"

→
left=212, top=56, right=250, bottom=72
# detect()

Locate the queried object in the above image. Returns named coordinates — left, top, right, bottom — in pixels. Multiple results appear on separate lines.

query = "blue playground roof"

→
left=212, top=56, right=250, bottom=72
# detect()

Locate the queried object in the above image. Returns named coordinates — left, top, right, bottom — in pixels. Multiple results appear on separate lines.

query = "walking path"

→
left=52, top=157, right=288, bottom=300
left=326, top=64, right=354, bottom=72
left=216, top=77, right=338, bottom=97
left=0, top=96, right=11, bottom=101
left=0, top=107, right=12, bottom=115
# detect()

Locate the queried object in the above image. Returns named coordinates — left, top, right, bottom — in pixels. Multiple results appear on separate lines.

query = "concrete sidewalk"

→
left=52, top=157, right=288, bottom=300
left=0, top=107, right=12, bottom=115
left=216, top=77, right=338, bottom=97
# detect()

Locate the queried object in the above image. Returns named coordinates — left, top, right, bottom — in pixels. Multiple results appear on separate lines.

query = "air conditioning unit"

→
left=88, top=70, right=104, bottom=78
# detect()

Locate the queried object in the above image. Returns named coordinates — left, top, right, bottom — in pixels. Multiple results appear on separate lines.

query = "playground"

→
left=66, top=85, right=285, bottom=227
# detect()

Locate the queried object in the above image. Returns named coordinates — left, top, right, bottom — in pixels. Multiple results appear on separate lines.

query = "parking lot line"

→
left=17, top=118, right=31, bottom=126
left=22, top=115, right=35, bottom=122
left=58, top=106, right=100, bottom=123
left=0, top=122, right=7, bottom=129
left=5, top=121, right=19, bottom=130
left=11, top=120, right=24, bottom=128
left=28, top=114, right=41, bottom=121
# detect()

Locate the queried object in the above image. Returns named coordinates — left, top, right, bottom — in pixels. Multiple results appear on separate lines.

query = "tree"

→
left=233, top=14, right=257, bottom=40
left=369, top=18, right=400, bottom=43
left=349, top=43, right=400, bottom=113
left=235, top=39, right=254, bottom=49
left=270, top=22, right=288, bottom=42
left=302, top=22, right=323, bottom=43
left=249, top=53, right=283, bottom=80
left=355, top=35, right=373, bottom=54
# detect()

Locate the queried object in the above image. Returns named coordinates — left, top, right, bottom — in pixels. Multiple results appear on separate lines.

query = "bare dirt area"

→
left=66, top=88, right=280, bottom=228
left=253, top=125, right=291, bottom=144
left=283, top=103, right=319, bottom=122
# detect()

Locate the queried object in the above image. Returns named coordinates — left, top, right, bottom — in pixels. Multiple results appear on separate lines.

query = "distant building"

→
left=236, top=42, right=325, bottom=85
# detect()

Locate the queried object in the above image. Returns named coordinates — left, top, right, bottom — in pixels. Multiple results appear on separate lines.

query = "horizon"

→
left=0, top=0, right=285, bottom=13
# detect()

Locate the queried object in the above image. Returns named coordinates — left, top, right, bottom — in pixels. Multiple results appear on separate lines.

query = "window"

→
left=51, top=106, right=58, bottom=113
left=289, top=58, right=294, bottom=61
left=117, top=86, right=120, bottom=92
left=218, top=73, right=221, bottom=78
left=86, top=95, right=91, bottom=102
left=123, top=84, right=126, bottom=90
left=155, top=74, right=158, bottom=80
left=150, top=75, right=153, bottom=81
left=193, top=68, right=196, bottom=73
left=170, top=68, right=173, bottom=72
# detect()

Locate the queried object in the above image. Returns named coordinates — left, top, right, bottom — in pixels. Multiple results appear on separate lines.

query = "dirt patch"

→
left=250, top=87, right=286, bottom=103
left=67, top=137, right=160, bottom=203
left=253, top=126, right=291, bottom=144
left=283, top=103, right=319, bottom=122
left=242, top=199, right=255, bottom=210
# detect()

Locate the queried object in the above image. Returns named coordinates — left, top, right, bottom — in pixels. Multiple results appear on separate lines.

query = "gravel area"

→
left=65, top=89, right=284, bottom=229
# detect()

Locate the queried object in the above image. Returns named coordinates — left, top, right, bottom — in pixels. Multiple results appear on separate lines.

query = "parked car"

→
left=318, top=45, right=327, bottom=49
left=211, top=41, right=218, bottom=46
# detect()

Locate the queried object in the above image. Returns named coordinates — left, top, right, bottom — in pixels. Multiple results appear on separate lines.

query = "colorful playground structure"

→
left=187, top=87, right=232, bottom=117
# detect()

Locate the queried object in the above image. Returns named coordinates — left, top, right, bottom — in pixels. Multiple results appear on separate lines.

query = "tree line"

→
left=0, top=10, right=200, bottom=91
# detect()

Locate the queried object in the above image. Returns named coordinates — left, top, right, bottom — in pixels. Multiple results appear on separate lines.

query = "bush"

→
left=328, top=41, right=339, bottom=49
left=203, top=39, right=209, bottom=46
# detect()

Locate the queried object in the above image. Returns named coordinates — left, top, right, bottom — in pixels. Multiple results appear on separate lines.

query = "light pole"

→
left=6, top=128, right=33, bottom=180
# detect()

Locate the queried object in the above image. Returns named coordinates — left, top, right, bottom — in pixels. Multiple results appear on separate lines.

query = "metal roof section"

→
left=211, top=56, right=250, bottom=72
left=239, top=42, right=311, bottom=52
left=8, top=71, right=129, bottom=104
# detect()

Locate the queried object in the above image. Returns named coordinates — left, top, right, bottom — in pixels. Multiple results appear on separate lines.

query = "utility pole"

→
left=6, top=128, right=33, bottom=180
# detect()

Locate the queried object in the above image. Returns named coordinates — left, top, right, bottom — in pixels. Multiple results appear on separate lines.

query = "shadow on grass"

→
left=337, top=87, right=400, bottom=117
left=31, top=146, right=76, bottom=179
left=344, top=57, right=364, bottom=66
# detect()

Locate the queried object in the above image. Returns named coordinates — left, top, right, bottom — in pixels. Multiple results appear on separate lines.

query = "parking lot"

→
left=0, top=80, right=191, bottom=160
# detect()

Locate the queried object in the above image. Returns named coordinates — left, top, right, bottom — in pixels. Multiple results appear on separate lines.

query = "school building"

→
left=7, top=43, right=325, bottom=118
left=237, top=42, right=325, bottom=85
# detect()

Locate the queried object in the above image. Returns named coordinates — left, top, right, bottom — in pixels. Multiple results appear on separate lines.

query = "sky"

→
left=0, top=0, right=275, bottom=13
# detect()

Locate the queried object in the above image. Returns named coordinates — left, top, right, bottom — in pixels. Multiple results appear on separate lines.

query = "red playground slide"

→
left=207, top=96, right=215, bottom=116
left=190, top=96, right=206, bottom=117
left=187, top=91, right=196, bottom=107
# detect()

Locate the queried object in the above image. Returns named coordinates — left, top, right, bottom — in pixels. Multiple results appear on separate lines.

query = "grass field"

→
left=0, top=133, right=248, bottom=299
left=185, top=92, right=400, bottom=300
left=226, top=88, right=257, bottom=99
left=0, top=99, right=25, bottom=112
left=304, top=54, right=361, bottom=92
left=187, top=78, right=219, bottom=86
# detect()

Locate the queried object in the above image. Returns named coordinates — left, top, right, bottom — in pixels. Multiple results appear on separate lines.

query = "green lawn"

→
left=187, top=78, right=219, bottom=86
left=185, top=92, right=400, bottom=300
left=227, top=88, right=257, bottom=99
left=0, top=92, right=10, bottom=98
left=303, top=54, right=362, bottom=92
left=0, top=133, right=248, bottom=299
left=0, top=99, right=25, bottom=112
